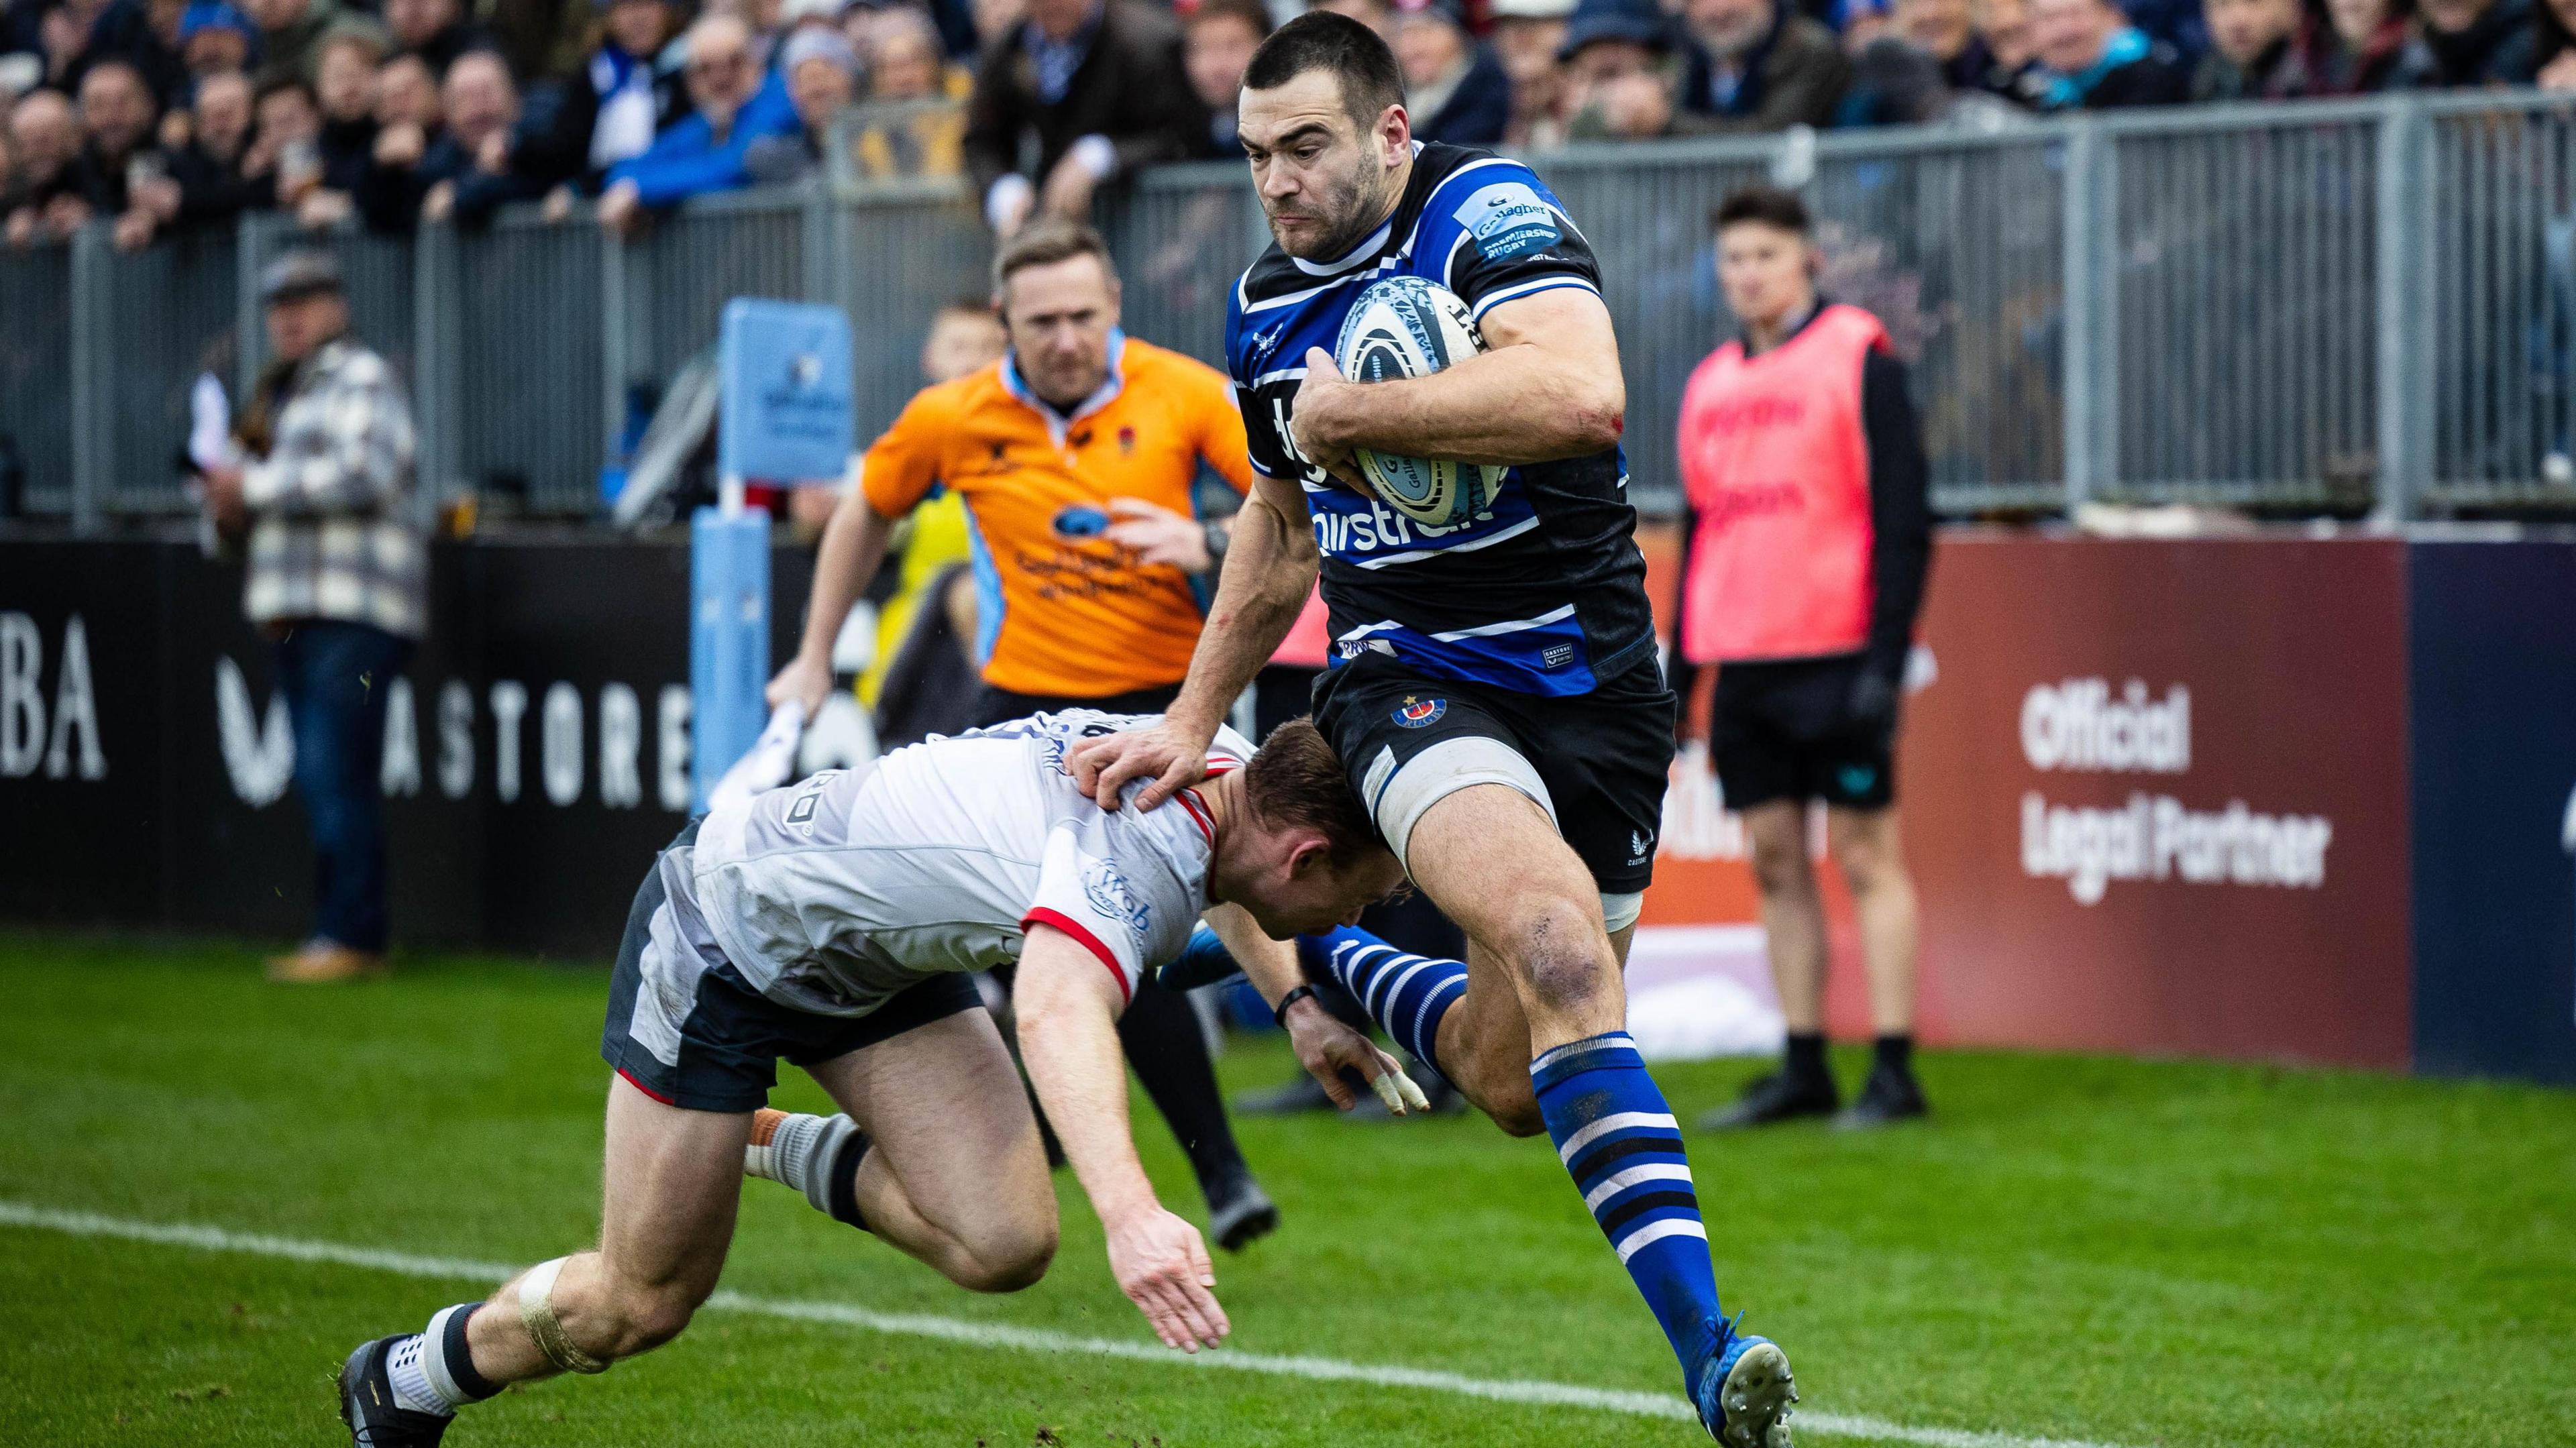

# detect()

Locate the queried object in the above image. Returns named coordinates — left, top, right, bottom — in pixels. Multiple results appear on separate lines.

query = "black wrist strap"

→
left=1273, top=983, right=1318, bottom=1031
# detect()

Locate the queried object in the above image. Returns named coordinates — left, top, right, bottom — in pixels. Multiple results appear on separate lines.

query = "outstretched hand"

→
left=1104, top=1205, right=1230, bottom=1352
left=1284, top=995, right=1431, bottom=1114
left=1065, top=720, right=1210, bottom=813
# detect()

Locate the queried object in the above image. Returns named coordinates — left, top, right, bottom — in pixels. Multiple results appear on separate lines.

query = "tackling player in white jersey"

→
left=331, top=712, right=1415, bottom=1447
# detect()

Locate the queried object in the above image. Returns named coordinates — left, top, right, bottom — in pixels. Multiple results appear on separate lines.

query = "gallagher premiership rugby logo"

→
left=1081, top=858, right=1153, bottom=936
left=1392, top=696, right=1447, bottom=729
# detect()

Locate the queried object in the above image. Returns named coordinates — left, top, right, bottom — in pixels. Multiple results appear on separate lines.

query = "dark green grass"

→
left=2, top=932, right=2572, bottom=1447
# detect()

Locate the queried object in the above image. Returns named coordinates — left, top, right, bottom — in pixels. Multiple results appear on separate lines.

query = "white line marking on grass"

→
left=0, top=1200, right=2126, bottom=1448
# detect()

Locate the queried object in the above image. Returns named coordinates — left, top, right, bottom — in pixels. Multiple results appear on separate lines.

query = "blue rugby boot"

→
left=1689, top=1315, right=1797, bottom=1447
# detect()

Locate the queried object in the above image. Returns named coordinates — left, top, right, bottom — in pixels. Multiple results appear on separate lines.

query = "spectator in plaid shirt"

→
left=201, top=249, right=425, bottom=986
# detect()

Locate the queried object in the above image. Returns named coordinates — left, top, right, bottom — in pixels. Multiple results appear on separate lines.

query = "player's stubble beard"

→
left=1268, top=136, right=1401, bottom=263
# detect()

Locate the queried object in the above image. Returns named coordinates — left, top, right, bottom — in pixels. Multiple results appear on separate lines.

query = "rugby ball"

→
left=1332, top=276, right=1507, bottom=529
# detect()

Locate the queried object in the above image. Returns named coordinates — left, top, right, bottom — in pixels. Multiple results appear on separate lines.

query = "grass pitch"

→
left=2, top=932, right=2572, bottom=1448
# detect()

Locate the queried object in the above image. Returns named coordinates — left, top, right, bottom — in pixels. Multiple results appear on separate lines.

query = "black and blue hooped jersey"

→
left=1224, top=142, right=1656, bottom=699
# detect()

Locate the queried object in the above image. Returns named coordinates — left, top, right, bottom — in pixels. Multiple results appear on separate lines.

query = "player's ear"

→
left=1283, top=833, right=1330, bottom=880
left=1379, top=103, right=1410, bottom=161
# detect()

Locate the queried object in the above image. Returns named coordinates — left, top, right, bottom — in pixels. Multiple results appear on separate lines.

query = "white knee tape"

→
left=1361, top=736, right=1558, bottom=871
left=1600, top=891, right=1644, bottom=934
left=518, top=1256, right=610, bottom=1375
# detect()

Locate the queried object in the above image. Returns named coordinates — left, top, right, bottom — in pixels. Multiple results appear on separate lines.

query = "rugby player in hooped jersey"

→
left=329, top=714, right=1417, bottom=1447
left=1067, top=13, right=1798, bottom=1444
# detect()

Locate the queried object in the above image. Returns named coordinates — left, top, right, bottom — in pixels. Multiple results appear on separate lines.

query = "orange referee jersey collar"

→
left=998, top=329, right=1129, bottom=447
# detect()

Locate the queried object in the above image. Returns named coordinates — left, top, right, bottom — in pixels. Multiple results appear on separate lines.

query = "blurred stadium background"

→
left=5, top=35, right=2576, bottom=1446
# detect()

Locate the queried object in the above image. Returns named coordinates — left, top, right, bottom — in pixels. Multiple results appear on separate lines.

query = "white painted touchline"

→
left=0, top=1200, right=2129, bottom=1448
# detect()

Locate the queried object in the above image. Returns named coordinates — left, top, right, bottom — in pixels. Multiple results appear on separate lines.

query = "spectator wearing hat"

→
left=1181, top=0, right=1265, bottom=157
left=1395, top=0, right=1511, bottom=144
left=199, top=250, right=423, bottom=985
left=2272, top=0, right=2424, bottom=92
left=1556, top=0, right=1678, bottom=138
left=961, top=0, right=1203, bottom=237
left=1488, top=0, right=1573, bottom=146
left=2414, top=0, right=2535, bottom=82
left=244, top=0, right=347, bottom=89
left=3, top=4, right=43, bottom=74
left=2025, top=0, right=2188, bottom=104
left=595, top=12, right=797, bottom=233
left=743, top=24, right=856, bottom=180
left=179, top=2, right=258, bottom=76
left=2192, top=0, right=2298, bottom=94
left=1673, top=0, right=1851, bottom=132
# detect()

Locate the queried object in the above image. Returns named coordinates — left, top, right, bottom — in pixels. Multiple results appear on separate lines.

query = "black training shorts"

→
left=1309, top=651, right=1677, bottom=897
left=1710, top=655, right=1898, bottom=812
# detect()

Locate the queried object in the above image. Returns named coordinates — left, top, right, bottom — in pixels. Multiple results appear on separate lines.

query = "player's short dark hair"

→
left=935, top=295, right=1000, bottom=322
left=1242, top=11, right=1404, bottom=131
left=1246, top=718, right=1383, bottom=868
left=1186, top=0, right=1273, bottom=40
left=1713, top=186, right=1811, bottom=237
left=991, top=218, right=1117, bottom=296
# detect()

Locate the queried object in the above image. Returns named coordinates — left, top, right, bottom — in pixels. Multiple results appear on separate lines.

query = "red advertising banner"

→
left=1898, top=535, right=2413, bottom=1068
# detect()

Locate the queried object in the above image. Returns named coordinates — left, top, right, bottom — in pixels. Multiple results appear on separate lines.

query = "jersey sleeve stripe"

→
left=1468, top=275, right=1601, bottom=321
left=1022, top=907, right=1136, bottom=1003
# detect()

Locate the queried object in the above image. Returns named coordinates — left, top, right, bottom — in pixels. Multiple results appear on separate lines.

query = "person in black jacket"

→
left=1182, top=0, right=1268, bottom=157
left=962, top=0, right=1205, bottom=237
left=2027, top=0, right=2188, bottom=105
left=288, top=25, right=373, bottom=225
left=2416, top=0, right=2536, bottom=82
left=66, top=56, right=157, bottom=218
left=384, top=0, right=496, bottom=77
left=1392, top=0, right=1510, bottom=145
left=1675, top=0, right=1853, bottom=131
left=362, top=48, right=558, bottom=229
left=114, top=62, right=261, bottom=241
left=2192, top=0, right=2300, bottom=94
left=67, top=0, right=189, bottom=105
left=1678, top=188, right=1935, bottom=1133
left=533, top=0, right=686, bottom=194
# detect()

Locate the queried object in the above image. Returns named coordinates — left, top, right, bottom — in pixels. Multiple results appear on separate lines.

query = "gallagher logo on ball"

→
left=1392, top=696, right=1447, bottom=729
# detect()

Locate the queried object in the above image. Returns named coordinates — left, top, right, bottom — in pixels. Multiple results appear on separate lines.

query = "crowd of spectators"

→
left=3, top=0, right=2572, bottom=247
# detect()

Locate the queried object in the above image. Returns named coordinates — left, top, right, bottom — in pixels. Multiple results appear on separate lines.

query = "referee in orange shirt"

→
left=769, top=220, right=1277, bottom=1247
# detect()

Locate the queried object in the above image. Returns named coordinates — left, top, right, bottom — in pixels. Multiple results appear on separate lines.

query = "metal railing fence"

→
left=8, top=91, right=2576, bottom=529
